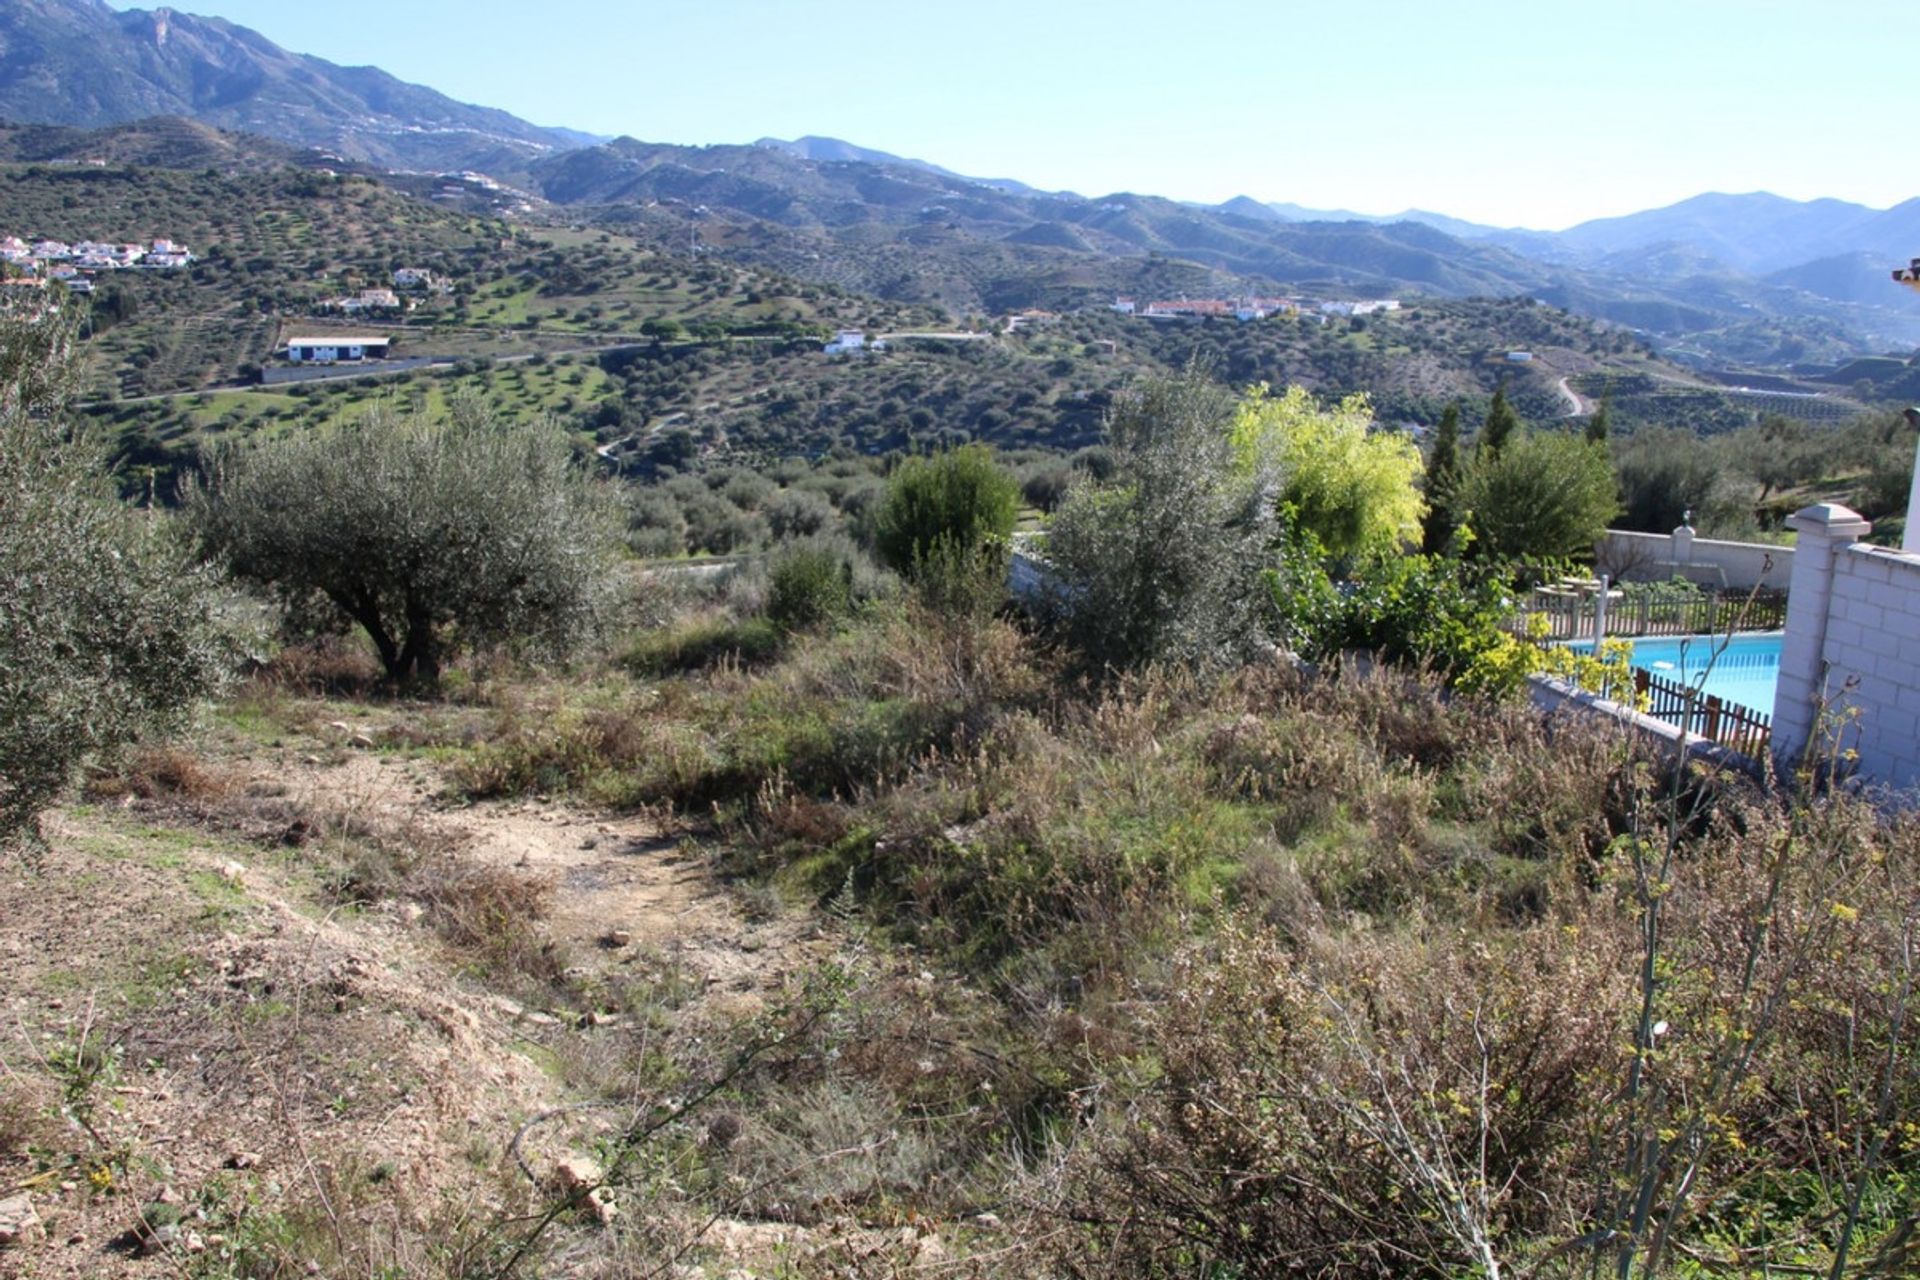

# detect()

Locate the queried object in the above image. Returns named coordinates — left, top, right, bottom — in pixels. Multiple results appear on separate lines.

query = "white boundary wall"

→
left=1596, top=528, right=1793, bottom=591
left=1773, top=504, right=1920, bottom=792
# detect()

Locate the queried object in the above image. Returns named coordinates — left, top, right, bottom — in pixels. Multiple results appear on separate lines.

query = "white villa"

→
left=284, top=335, right=392, bottom=363
left=321, top=288, right=403, bottom=315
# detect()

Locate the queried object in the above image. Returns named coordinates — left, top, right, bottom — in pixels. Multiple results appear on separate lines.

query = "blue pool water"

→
left=1571, top=632, right=1782, bottom=718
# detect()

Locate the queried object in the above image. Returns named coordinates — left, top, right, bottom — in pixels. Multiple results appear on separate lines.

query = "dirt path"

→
left=285, top=749, right=817, bottom=1001
left=3, top=737, right=825, bottom=1276
left=1555, top=375, right=1587, bottom=417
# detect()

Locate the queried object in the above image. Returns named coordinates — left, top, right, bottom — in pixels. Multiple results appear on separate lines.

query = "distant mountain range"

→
left=3, top=0, right=1917, bottom=364
left=0, top=0, right=587, bottom=172
left=753, top=135, right=1053, bottom=197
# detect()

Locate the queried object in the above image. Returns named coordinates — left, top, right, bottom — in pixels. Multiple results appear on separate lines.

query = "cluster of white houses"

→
left=314, top=269, right=441, bottom=316
left=0, top=235, right=194, bottom=293
left=1109, top=295, right=1401, bottom=322
left=318, top=287, right=405, bottom=315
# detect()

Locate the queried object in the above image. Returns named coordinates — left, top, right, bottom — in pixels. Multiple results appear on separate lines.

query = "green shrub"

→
left=622, top=615, right=782, bottom=677
left=767, top=541, right=854, bottom=632
left=1456, top=429, right=1619, bottom=561
left=872, top=444, right=1018, bottom=583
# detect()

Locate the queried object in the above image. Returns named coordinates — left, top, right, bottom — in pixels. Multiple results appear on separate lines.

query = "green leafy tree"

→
left=1228, top=383, right=1425, bottom=563
left=1, top=302, right=235, bottom=844
left=1045, top=372, right=1278, bottom=669
left=192, top=398, right=622, bottom=686
left=872, top=444, right=1018, bottom=581
left=1612, top=426, right=1726, bottom=533
left=1421, top=402, right=1463, bottom=554
left=1456, top=430, right=1619, bottom=561
left=1479, top=382, right=1520, bottom=457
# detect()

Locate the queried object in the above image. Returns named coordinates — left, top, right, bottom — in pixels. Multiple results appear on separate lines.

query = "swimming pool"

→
left=1571, top=632, right=1782, bottom=718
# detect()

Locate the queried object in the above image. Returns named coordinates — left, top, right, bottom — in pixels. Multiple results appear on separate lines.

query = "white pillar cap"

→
left=1786, top=503, right=1872, bottom=541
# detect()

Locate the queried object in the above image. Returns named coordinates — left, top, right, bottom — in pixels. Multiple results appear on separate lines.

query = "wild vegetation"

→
left=5, top=135, right=1920, bottom=1280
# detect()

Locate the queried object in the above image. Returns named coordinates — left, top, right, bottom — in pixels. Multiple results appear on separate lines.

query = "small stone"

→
left=58, top=1181, right=76, bottom=1194
left=185, top=1231, right=206, bottom=1254
left=973, top=1212, right=1004, bottom=1230
left=0, top=1193, right=42, bottom=1248
left=601, top=929, right=632, bottom=949
left=226, top=1151, right=261, bottom=1170
left=552, top=1155, right=601, bottom=1192
left=139, top=1223, right=179, bottom=1256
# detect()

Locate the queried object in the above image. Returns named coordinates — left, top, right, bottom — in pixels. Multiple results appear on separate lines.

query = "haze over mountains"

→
left=4, top=0, right=1919, bottom=362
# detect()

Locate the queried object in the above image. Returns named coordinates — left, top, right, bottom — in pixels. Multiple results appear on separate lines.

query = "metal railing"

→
left=1510, top=586, right=1786, bottom=641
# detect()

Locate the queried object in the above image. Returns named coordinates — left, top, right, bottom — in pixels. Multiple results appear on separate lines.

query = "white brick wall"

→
left=1818, top=546, right=1920, bottom=790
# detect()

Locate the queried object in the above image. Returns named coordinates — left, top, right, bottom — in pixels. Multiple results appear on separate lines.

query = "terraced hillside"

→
left=99, top=296, right=1737, bottom=495
left=0, top=159, right=932, bottom=398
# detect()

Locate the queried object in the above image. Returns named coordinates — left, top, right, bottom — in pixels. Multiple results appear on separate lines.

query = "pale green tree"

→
left=1228, top=383, right=1425, bottom=562
left=1045, top=372, right=1279, bottom=669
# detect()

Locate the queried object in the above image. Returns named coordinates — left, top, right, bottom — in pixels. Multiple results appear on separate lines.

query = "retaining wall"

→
left=1597, top=528, right=1793, bottom=591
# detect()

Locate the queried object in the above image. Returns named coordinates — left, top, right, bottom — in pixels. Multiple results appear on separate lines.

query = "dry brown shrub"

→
left=418, top=860, right=564, bottom=985
left=1458, top=707, right=1636, bottom=864
left=1047, top=917, right=1630, bottom=1278
left=252, top=634, right=386, bottom=697
left=83, top=743, right=237, bottom=806
left=0, top=1075, right=53, bottom=1158
left=1200, top=708, right=1391, bottom=844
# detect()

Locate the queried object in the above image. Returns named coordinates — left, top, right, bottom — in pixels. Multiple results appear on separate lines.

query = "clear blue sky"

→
left=119, top=0, right=1916, bottom=230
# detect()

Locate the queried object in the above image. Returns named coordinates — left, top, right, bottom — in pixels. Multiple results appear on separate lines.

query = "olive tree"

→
left=1044, top=372, right=1279, bottom=669
left=1, top=301, right=236, bottom=843
left=192, top=398, right=622, bottom=686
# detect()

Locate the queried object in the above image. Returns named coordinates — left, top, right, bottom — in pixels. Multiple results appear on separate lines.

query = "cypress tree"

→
left=1585, top=391, right=1612, bottom=446
left=1421, top=401, right=1462, bottom=554
left=1480, top=382, right=1519, bottom=457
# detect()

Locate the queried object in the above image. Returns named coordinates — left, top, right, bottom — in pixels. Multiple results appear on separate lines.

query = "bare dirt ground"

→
left=0, top=708, right=834, bottom=1278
